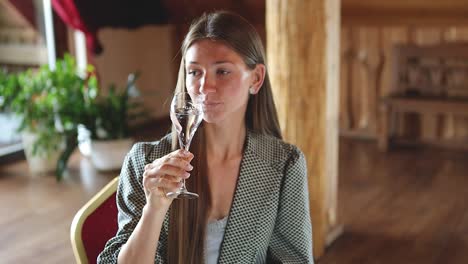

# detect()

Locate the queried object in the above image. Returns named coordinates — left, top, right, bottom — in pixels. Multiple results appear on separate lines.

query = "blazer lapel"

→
left=218, top=132, right=283, bottom=263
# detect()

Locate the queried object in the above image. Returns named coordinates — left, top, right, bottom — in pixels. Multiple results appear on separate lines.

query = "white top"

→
left=205, top=216, right=228, bottom=264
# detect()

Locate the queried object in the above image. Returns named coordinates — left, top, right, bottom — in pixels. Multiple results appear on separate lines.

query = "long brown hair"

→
left=168, top=11, right=282, bottom=263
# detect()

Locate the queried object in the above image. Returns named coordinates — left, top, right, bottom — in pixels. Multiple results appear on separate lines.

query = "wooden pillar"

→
left=266, top=0, right=342, bottom=258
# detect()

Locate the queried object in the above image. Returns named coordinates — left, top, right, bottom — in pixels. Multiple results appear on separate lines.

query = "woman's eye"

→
left=188, top=70, right=200, bottom=76
left=217, top=69, right=230, bottom=75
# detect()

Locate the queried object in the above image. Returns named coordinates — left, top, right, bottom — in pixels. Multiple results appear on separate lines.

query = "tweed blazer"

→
left=98, top=131, right=314, bottom=263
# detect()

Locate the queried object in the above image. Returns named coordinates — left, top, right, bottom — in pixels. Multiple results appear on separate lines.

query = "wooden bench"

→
left=378, top=44, right=468, bottom=151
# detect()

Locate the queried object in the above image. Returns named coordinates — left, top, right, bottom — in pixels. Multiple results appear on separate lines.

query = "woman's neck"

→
left=204, top=121, right=246, bottom=162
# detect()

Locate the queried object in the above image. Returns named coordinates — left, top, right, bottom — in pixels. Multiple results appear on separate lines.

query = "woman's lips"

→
left=202, top=101, right=221, bottom=110
left=203, top=101, right=220, bottom=105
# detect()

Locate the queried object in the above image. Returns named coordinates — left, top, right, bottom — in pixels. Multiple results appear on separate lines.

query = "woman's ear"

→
left=249, top=64, right=266, bottom=94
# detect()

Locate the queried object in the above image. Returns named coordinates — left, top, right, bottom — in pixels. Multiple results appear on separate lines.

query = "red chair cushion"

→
left=81, top=192, right=118, bottom=264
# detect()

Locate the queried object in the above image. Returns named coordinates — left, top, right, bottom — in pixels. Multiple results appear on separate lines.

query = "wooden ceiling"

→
left=163, top=0, right=264, bottom=25
left=163, top=0, right=468, bottom=26
left=342, top=0, right=468, bottom=25
left=2, top=0, right=468, bottom=30
left=0, top=1, right=39, bottom=45
left=343, top=0, right=468, bottom=10
left=0, top=1, right=30, bottom=28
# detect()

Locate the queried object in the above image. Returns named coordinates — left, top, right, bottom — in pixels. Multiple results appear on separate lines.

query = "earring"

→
left=249, top=87, right=255, bottom=94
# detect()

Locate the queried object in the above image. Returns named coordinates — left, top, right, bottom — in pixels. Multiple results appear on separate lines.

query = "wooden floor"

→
left=319, top=139, right=468, bottom=264
left=0, top=157, right=116, bottom=263
left=0, top=135, right=467, bottom=263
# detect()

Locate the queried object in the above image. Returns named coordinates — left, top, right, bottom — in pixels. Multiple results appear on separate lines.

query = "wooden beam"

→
left=342, top=0, right=468, bottom=25
left=266, top=0, right=342, bottom=258
left=342, top=0, right=468, bottom=11
left=342, top=10, right=468, bottom=26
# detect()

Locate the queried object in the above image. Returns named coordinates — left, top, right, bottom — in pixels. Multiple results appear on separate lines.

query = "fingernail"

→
left=186, top=164, right=193, bottom=170
left=184, top=172, right=190, bottom=178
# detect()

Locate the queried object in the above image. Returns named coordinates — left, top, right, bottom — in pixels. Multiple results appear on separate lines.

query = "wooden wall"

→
left=92, top=26, right=176, bottom=120
left=340, top=2, right=468, bottom=146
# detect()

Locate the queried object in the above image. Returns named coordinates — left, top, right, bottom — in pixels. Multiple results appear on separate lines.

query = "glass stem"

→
left=180, top=143, right=191, bottom=191
left=181, top=179, right=188, bottom=190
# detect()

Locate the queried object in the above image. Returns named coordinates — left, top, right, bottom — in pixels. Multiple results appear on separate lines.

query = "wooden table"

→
left=378, top=96, right=468, bottom=151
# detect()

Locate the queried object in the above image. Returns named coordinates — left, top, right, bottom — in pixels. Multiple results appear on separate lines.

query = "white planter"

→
left=91, top=138, right=134, bottom=171
left=22, top=132, right=63, bottom=176
left=77, top=124, right=91, bottom=157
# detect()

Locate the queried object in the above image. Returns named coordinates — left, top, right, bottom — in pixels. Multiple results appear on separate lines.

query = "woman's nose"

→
left=199, top=74, right=216, bottom=95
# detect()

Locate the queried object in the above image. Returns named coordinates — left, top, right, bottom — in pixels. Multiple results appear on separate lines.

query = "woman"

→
left=98, top=11, right=313, bottom=264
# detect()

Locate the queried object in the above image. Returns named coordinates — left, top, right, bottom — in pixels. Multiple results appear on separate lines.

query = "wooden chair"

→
left=71, top=177, right=119, bottom=264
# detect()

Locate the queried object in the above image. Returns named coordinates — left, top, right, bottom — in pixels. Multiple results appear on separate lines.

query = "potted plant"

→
left=81, top=72, right=146, bottom=171
left=0, top=55, right=98, bottom=180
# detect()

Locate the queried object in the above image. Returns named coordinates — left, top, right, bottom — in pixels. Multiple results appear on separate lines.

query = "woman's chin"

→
left=202, top=113, right=225, bottom=124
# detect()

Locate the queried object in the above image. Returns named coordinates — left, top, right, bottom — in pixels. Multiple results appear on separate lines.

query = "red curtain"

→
left=52, top=0, right=102, bottom=54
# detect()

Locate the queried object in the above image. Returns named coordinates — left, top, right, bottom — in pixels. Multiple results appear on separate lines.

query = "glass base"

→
left=166, top=189, right=199, bottom=199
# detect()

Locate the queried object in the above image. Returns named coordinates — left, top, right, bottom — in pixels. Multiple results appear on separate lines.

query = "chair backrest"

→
left=71, top=177, right=120, bottom=264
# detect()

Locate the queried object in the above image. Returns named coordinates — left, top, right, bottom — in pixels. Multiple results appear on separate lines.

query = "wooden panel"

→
left=380, top=27, right=409, bottom=137
left=411, top=28, right=444, bottom=140
left=444, top=27, right=468, bottom=42
left=340, top=27, right=352, bottom=130
left=340, top=24, right=468, bottom=148
left=341, top=26, right=384, bottom=137
left=93, top=26, right=176, bottom=120
left=442, top=28, right=468, bottom=139
left=381, top=27, right=408, bottom=97
left=359, top=27, right=382, bottom=134
left=350, top=28, right=365, bottom=131
left=412, top=28, right=443, bottom=45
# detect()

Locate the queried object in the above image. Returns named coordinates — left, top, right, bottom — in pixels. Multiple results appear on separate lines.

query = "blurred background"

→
left=0, top=0, right=467, bottom=263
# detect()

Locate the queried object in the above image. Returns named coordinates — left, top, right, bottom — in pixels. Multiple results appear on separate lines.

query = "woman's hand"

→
left=142, top=149, right=194, bottom=211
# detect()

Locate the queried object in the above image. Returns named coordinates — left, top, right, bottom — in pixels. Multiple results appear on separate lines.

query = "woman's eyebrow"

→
left=214, top=61, right=233, bottom=65
left=187, top=61, right=234, bottom=66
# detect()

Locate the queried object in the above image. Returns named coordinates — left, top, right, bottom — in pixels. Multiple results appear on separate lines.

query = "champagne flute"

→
left=167, top=92, right=204, bottom=199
